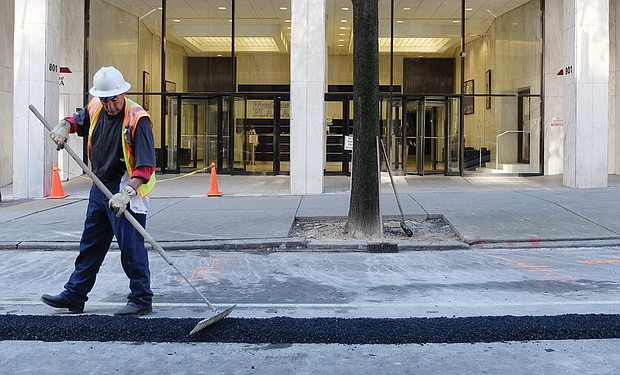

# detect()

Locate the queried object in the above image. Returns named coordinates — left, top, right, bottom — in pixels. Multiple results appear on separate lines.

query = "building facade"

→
left=1, top=0, right=618, bottom=198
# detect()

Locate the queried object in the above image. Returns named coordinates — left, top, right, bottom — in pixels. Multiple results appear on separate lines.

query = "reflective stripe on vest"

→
left=87, top=97, right=156, bottom=197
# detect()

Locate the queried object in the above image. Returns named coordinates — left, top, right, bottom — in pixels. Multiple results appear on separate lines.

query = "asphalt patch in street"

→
left=1, top=314, right=618, bottom=344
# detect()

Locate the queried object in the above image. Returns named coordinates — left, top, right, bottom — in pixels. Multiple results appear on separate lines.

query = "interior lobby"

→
left=2, top=0, right=619, bottom=198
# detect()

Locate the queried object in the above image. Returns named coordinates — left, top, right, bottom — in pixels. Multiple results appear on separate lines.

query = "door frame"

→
left=161, top=94, right=226, bottom=174
left=235, top=93, right=290, bottom=175
left=324, top=93, right=353, bottom=175
left=419, top=97, right=448, bottom=175
left=517, top=87, right=531, bottom=164
left=401, top=96, right=454, bottom=176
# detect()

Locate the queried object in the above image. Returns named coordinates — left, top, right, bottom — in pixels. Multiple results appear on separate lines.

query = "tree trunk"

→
left=345, top=0, right=381, bottom=238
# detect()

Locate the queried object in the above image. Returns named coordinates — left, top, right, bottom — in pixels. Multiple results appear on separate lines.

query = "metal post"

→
left=459, top=0, right=466, bottom=176
left=160, top=0, right=167, bottom=173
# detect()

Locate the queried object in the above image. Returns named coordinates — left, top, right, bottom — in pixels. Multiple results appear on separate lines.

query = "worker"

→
left=41, top=66, right=157, bottom=316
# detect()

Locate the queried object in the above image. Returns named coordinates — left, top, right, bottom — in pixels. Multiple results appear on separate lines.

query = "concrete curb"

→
left=468, top=238, right=620, bottom=250
left=6, top=238, right=619, bottom=252
left=0, top=239, right=469, bottom=252
left=0, top=242, right=79, bottom=251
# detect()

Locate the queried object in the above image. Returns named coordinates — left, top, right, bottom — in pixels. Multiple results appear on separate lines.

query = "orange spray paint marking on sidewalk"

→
left=513, top=265, right=552, bottom=273
left=472, top=236, right=485, bottom=249
left=540, top=275, right=574, bottom=279
left=178, top=256, right=230, bottom=283
left=510, top=259, right=573, bottom=280
left=179, top=278, right=215, bottom=283
left=577, top=259, right=620, bottom=265
left=514, top=266, right=552, bottom=273
left=193, top=269, right=223, bottom=275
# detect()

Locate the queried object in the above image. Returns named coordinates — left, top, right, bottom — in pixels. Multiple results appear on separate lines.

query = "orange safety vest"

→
left=86, top=97, right=156, bottom=197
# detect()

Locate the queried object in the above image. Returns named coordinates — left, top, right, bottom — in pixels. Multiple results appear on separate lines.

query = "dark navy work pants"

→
left=62, top=183, right=153, bottom=308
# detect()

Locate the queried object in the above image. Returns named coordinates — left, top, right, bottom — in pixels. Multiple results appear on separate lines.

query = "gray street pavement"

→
left=1, top=340, right=617, bottom=375
left=1, top=247, right=619, bottom=374
left=2, top=247, right=619, bottom=319
left=1, top=173, right=619, bottom=374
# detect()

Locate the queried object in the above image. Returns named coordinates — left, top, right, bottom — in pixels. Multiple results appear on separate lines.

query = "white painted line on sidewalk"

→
left=4, top=300, right=620, bottom=308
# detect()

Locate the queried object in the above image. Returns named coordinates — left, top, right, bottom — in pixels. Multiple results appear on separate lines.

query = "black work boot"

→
left=41, top=293, right=84, bottom=313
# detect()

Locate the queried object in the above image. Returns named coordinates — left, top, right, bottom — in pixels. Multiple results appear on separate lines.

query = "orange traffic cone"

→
left=47, top=164, right=68, bottom=199
left=207, top=162, right=223, bottom=197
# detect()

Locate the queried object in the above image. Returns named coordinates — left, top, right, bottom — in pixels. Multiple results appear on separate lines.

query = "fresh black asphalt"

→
left=1, top=314, right=619, bottom=344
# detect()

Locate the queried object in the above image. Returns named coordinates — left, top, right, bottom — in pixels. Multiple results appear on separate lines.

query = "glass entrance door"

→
left=383, top=96, right=407, bottom=174
left=241, top=96, right=289, bottom=174
left=245, top=98, right=275, bottom=174
left=325, top=95, right=352, bottom=175
left=164, top=95, right=229, bottom=174
left=404, top=99, right=420, bottom=174
left=404, top=98, right=449, bottom=175
left=204, top=97, right=219, bottom=170
left=179, top=97, right=222, bottom=173
left=420, top=99, right=447, bottom=175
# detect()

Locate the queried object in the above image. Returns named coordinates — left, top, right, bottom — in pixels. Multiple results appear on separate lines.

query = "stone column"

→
left=58, top=0, right=85, bottom=181
left=563, top=0, right=609, bottom=188
left=13, top=0, right=60, bottom=198
left=543, top=0, right=564, bottom=175
left=290, top=0, right=326, bottom=194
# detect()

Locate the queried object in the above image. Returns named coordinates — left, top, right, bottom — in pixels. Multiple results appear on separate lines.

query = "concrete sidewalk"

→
left=2, top=173, right=620, bottom=250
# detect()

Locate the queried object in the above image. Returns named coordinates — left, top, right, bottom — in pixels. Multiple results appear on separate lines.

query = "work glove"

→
left=50, top=119, right=72, bottom=150
left=109, top=185, right=137, bottom=218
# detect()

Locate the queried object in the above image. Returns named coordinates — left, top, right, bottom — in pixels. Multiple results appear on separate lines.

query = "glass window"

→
left=463, top=0, right=543, bottom=174
left=87, top=0, right=543, bottom=176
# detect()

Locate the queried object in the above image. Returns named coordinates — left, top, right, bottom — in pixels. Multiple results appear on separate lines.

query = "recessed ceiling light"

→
left=339, top=33, right=345, bottom=36
left=279, top=7, right=288, bottom=10
left=339, top=26, right=347, bottom=30
left=338, top=39, right=345, bottom=42
left=341, top=7, right=349, bottom=11
left=340, top=19, right=348, bottom=23
left=285, top=19, right=291, bottom=23
left=396, top=20, right=404, bottom=23
left=465, top=8, right=473, bottom=11
left=173, top=19, right=180, bottom=23
left=403, top=7, right=411, bottom=11
left=453, top=20, right=460, bottom=23
left=218, top=6, right=226, bottom=10
left=338, top=44, right=344, bottom=47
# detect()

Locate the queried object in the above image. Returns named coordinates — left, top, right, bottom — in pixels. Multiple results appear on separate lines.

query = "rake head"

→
left=189, top=304, right=236, bottom=335
left=401, top=221, right=414, bottom=237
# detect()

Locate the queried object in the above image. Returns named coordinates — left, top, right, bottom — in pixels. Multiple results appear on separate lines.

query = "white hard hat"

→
left=89, top=66, right=131, bottom=97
